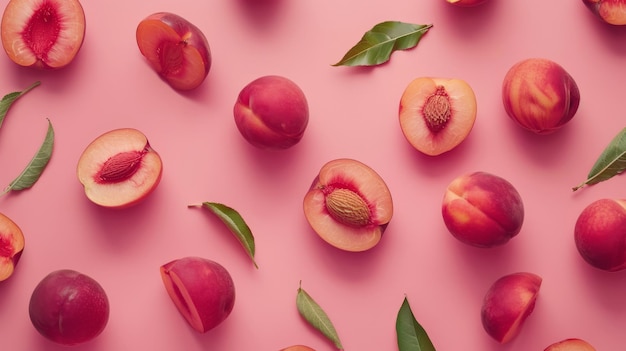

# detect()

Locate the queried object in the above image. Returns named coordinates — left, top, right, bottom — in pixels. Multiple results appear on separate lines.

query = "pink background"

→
left=1, top=0, right=625, bottom=350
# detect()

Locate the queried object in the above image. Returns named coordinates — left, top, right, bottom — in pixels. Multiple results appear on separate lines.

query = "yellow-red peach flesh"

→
left=583, top=0, right=626, bottom=25
left=0, top=0, right=86, bottom=69
left=234, top=75, right=309, bottom=149
left=442, top=172, right=524, bottom=248
left=574, top=199, right=626, bottom=272
left=303, top=158, right=393, bottom=252
left=77, top=128, right=163, bottom=209
left=160, top=257, right=235, bottom=333
left=0, top=212, right=24, bottom=282
left=399, top=77, right=477, bottom=156
left=502, top=58, right=580, bottom=134
left=481, top=272, right=542, bottom=344
left=544, top=338, right=597, bottom=351
left=136, top=12, right=211, bottom=91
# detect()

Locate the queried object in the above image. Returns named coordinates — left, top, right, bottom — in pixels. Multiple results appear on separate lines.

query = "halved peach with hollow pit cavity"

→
left=303, top=158, right=393, bottom=252
left=399, top=77, right=477, bottom=156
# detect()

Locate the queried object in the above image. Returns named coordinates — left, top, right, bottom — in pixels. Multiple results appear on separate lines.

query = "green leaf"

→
left=3, top=118, right=54, bottom=195
left=573, top=127, right=626, bottom=191
left=333, top=21, right=433, bottom=67
left=396, top=296, right=436, bottom=351
left=190, top=202, right=258, bottom=268
left=296, top=281, right=344, bottom=350
left=0, top=81, right=41, bottom=129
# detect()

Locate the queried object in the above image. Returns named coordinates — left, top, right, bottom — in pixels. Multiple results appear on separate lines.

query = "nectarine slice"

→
left=77, top=128, right=163, bottom=208
left=399, top=77, right=477, bottom=156
left=303, top=158, right=393, bottom=252
left=0, top=212, right=24, bottom=282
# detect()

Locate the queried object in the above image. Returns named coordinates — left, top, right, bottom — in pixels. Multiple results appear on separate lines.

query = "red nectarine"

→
left=0, top=212, right=24, bottom=282
left=583, top=0, right=626, bottom=25
left=544, top=338, right=597, bottom=351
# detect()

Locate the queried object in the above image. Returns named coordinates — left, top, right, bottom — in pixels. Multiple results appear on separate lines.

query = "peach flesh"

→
left=502, top=58, right=580, bottom=134
left=544, top=338, right=597, bottom=351
left=136, top=12, right=211, bottom=90
left=481, top=272, right=542, bottom=344
left=0, top=0, right=86, bottom=69
left=77, top=128, right=163, bottom=209
left=583, top=0, right=626, bottom=25
left=303, top=158, right=393, bottom=252
left=29, top=269, right=109, bottom=346
left=574, top=198, right=626, bottom=272
left=0, top=212, right=24, bottom=282
left=399, top=77, right=477, bottom=156
left=234, top=75, right=309, bottom=149
left=442, top=172, right=524, bottom=248
left=160, top=257, right=235, bottom=333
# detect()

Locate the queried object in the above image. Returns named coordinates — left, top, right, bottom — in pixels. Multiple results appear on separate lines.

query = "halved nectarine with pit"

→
left=303, top=158, right=393, bottom=252
left=0, top=212, right=24, bottom=282
left=77, top=128, right=163, bottom=209
left=399, top=77, right=477, bottom=156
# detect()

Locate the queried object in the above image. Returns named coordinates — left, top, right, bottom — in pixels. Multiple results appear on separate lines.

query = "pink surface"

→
left=0, top=0, right=625, bottom=350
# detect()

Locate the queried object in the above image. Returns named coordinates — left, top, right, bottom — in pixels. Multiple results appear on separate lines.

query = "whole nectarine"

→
left=544, top=338, right=597, bottom=351
left=280, top=345, right=316, bottom=351
left=303, top=158, right=393, bottom=252
left=574, top=198, right=626, bottom=271
left=0, top=212, right=24, bottom=282
left=1, top=0, right=86, bottom=69
left=29, top=269, right=109, bottom=346
left=583, top=0, right=626, bottom=25
left=234, top=75, right=309, bottom=149
left=442, top=171, right=524, bottom=247
left=502, top=58, right=580, bottom=134
left=399, top=77, right=477, bottom=156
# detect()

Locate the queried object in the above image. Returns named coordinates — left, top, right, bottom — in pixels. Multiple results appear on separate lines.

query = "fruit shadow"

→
left=236, top=0, right=286, bottom=29
left=583, top=14, right=626, bottom=56
left=505, top=119, right=578, bottom=168
left=575, top=258, right=626, bottom=312
left=437, top=0, right=502, bottom=38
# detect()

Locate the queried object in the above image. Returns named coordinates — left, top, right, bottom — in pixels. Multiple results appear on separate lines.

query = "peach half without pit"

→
left=1, top=0, right=86, bottom=69
left=303, top=158, right=393, bottom=252
left=160, top=257, right=235, bottom=333
left=442, top=171, right=524, bottom=248
left=583, top=0, right=626, bottom=25
left=574, top=198, right=626, bottom=272
left=399, top=77, right=477, bottom=156
left=502, top=58, right=580, bottom=134
left=544, top=338, right=597, bottom=351
left=481, top=272, right=542, bottom=344
left=136, top=12, right=211, bottom=91
left=234, top=75, right=309, bottom=149
left=0, top=212, right=24, bottom=282
left=77, top=128, right=163, bottom=209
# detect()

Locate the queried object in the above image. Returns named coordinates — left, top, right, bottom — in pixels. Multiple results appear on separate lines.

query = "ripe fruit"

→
left=280, top=346, right=316, bottom=351
left=442, top=171, right=524, bottom=247
left=446, top=0, right=489, bottom=6
left=160, top=257, right=236, bottom=333
left=481, top=272, right=542, bottom=344
left=234, top=75, right=309, bottom=149
left=544, top=338, right=597, bottom=351
left=136, top=12, right=211, bottom=91
left=0, top=212, right=24, bottom=282
left=29, top=269, right=109, bottom=346
left=502, top=58, right=580, bottom=134
left=574, top=198, right=626, bottom=272
left=399, top=77, right=477, bottom=156
left=583, top=0, right=626, bottom=25
left=76, top=128, right=163, bottom=209
left=303, top=158, right=393, bottom=252
left=1, top=0, right=86, bottom=69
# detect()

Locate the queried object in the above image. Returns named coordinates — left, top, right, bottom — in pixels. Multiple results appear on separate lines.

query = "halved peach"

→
left=399, top=77, right=477, bottom=156
left=0, top=212, right=24, bottom=282
left=1, top=0, right=86, bottom=69
left=303, top=158, right=393, bottom=252
left=77, top=128, right=163, bottom=209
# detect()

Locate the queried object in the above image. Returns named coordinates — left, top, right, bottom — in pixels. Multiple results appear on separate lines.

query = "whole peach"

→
left=574, top=198, right=626, bottom=271
left=544, top=338, right=597, bottom=351
left=583, top=0, right=626, bottom=25
left=502, top=58, right=580, bottom=134
left=29, top=269, right=109, bottom=345
left=442, top=171, right=524, bottom=247
left=280, top=345, right=316, bottom=351
left=234, top=75, right=309, bottom=149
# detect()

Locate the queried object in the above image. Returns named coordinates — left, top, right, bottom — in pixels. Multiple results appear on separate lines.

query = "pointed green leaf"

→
left=3, top=118, right=54, bottom=195
left=573, top=127, right=626, bottom=191
left=396, top=296, right=436, bottom=351
left=333, top=21, right=433, bottom=67
left=191, top=202, right=258, bottom=268
left=0, top=81, right=41, bottom=129
left=296, top=281, right=344, bottom=350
